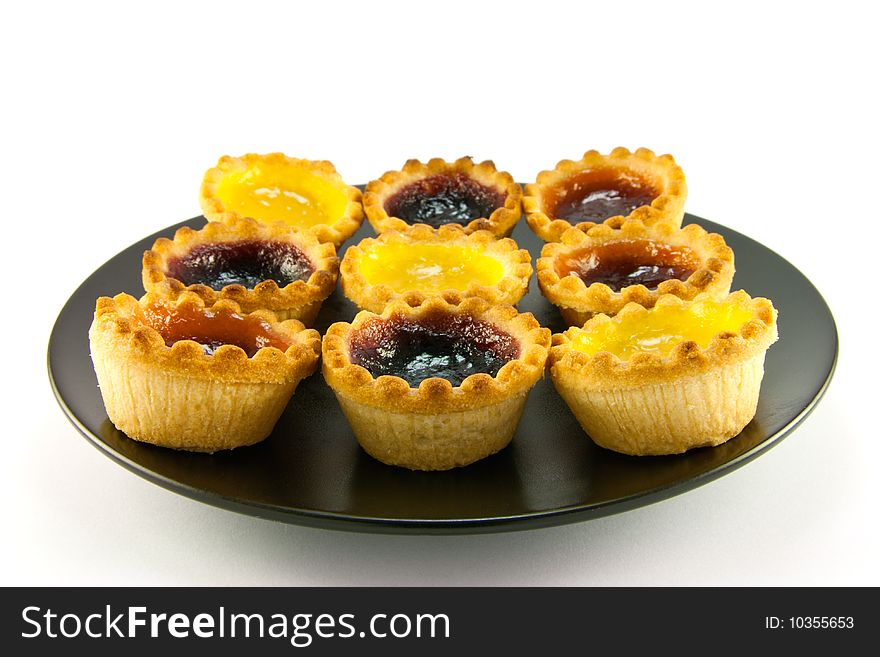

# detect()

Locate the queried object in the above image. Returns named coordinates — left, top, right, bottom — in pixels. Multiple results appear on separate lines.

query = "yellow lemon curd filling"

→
left=358, top=243, right=506, bottom=294
left=215, top=163, right=349, bottom=228
left=571, top=299, right=755, bottom=361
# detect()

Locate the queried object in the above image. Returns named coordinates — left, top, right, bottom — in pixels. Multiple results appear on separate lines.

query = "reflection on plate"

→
left=48, top=211, right=837, bottom=533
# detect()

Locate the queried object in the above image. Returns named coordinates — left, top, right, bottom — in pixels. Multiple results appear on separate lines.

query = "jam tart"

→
left=89, top=291, right=321, bottom=452
left=340, top=224, right=532, bottom=313
left=142, top=214, right=339, bottom=325
left=523, top=147, right=687, bottom=242
left=200, top=153, right=364, bottom=247
left=537, top=220, right=734, bottom=326
left=322, top=296, right=551, bottom=470
left=363, top=156, right=523, bottom=237
left=549, top=291, right=778, bottom=456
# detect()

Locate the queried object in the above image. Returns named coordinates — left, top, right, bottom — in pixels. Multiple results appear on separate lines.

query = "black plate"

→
left=48, top=211, right=837, bottom=533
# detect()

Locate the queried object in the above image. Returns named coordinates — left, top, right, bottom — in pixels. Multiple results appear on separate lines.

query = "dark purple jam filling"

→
left=348, top=313, right=520, bottom=387
left=384, top=173, right=506, bottom=228
left=165, top=240, right=314, bottom=290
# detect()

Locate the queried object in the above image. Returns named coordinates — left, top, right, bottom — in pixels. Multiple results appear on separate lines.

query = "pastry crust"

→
left=549, top=292, right=778, bottom=455
left=142, top=213, right=339, bottom=325
left=89, top=291, right=321, bottom=452
left=363, top=156, right=523, bottom=237
left=322, top=296, right=551, bottom=470
left=523, top=147, right=688, bottom=242
left=537, top=220, right=734, bottom=326
left=340, top=223, right=532, bottom=313
left=199, top=153, right=364, bottom=247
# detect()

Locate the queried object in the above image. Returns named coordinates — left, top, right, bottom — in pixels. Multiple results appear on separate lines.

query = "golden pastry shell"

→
left=199, top=153, right=364, bottom=247
left=537, top=220, right=734, bottom=324
left=90, top=291, right=322, bottom=384
left=340, top=223, right=532, bottom=314
left=549, top=291, right=778, bottom=390
left=322, top=295, right=551, bottom=414
left=523, top=147, right=688, bottom=242
left=362, top=156, right=523, bottom=237
left=142, top=213, right=339, bottom=323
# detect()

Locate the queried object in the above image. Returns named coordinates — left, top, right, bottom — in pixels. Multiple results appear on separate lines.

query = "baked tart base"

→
left=537, top=220, right=734, bottom=326
left=363, top=157, right=522, bottom=237
left=142, top=214, right=339, bottom=325
left=340, top=223, right=532, bottom=313
left=322, top=297, right=550, bottom=470
left=549, top=292, right=778, bottom=455
left=199, top=153, right=364, bottom=247
left=524, top=147, right=688, bottom=242
left=89, top=292, right=321, bottom=452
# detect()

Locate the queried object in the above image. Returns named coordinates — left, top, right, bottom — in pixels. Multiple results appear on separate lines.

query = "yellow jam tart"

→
left=537, top=220, right=734, bottom=325
left=200, top=153, right=364, bottom=247
left=549, top=292, right=778, bottom=456
left=362, top=157, right=523, bottom=237
left=322, top=296, right=550, bottom=470
left=89, top=292, right=321, bottom=452
left=142, top=214, right=339, bottom=325
left=340, top=224, right=532, bottom=313
left=523, top=147, right=687, bottom=242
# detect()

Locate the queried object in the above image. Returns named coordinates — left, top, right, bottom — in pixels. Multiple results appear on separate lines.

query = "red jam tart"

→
left=89, top=292, right=321, bottom=451
left=199, top=153, right=364, bottom=247
left=363, top=157, right=523, bottom=237
left=143, top=215, right=339, bottom=325
left=554, top=240, right=700, bottom=292
left=322, top=296, right=550, bottom=470
left=537, top=220, right=734, bottom=326
left=142, top=300, right=291, bottom=357
left=549, top=169, right=660, bottom=225
left=523, top=147, right=688, bottom=242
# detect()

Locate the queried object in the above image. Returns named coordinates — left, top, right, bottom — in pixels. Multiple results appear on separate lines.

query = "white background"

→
left=2, top=1, right=877, bottom=586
